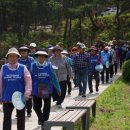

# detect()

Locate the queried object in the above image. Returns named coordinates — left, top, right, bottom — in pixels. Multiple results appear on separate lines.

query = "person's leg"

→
left=17, top=108, right=25, bottom=130
left=33, top=96, right=43, bottom=124
left=67, top=75, right=72, bottom=95
left=3, top=103, right=14, bottom=130
left=94, top=71, right=100, bottom=92
left=76, top=70, right=82, bottom=95
left=82, top=68, right=88, bottom=96
left=26, top=98, right=32, bottom=117
left=109, top=65, right=114, bottom=79
left=57, top=81, right=67, bottom=106
left=106, top=67, right=109, bottom=83
left=114, top=63, right=117, bottom=74
left=42, top=96, right=51, bottom=122
left=88, top=72, right=93, bottom=93
left=101, top=65, right=105, bottom=83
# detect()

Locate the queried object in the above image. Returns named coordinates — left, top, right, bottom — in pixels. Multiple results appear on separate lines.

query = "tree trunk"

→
left=68, top=17, right=72, bottom=37
left=63, top=17, right=69, bottom=41
left=79, top=16, right=82, bottom=42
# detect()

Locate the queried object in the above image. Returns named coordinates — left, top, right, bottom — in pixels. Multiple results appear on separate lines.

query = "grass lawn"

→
left=89, top=78, right=130, bottom=130
left=74, top=78, right=130, bottom=130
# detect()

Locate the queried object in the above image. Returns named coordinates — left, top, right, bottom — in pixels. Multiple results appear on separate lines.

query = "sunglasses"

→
left=72, top=49, right=77, bottom=52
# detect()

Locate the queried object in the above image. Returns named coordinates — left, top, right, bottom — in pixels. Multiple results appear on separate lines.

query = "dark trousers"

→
left=57, top=81, right=67, bottom=105
left=33, top=96, right=51, bottom=124
left=88, top=71, right=100, bottom=92
left=109, top=64, right=114, bottom=78
left=67, top=75, right=72, bottom=94
left=26, top=98, right=32, bottom=114
left=114, top=63, right=118, bottom=74
left=3, top=103, right=25, bottom=130
left=101, top=65, right=109, bottom=83
left=73, top=70, right=78, bottom=87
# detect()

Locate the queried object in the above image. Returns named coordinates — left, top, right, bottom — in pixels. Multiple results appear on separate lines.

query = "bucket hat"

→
left=5, top=47, right=21, bottom=58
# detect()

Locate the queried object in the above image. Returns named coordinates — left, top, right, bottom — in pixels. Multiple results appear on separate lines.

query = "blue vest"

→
left=31, top=62, right=53, bottom=96
left=18, top=56, right=34, bottom=71
left=2, top=64, right=25, bottom=102
left=101, top=51, right=110, bottom=65
left=90, top=55, right=99, bottom=72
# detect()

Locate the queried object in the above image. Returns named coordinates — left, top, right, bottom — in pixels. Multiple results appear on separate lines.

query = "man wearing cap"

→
left=49, top=45, right=72, bottom=108
left=29, top=42, right=37, bottom=58
left=100, top=46, right=111, bottom=84
left=73, top=43, right=91, bottom=97
left=18, top=45, right=34, bottom=117
left=0, top=47, right=32, bottom=130
left=31, top=49, right=61, bottom=130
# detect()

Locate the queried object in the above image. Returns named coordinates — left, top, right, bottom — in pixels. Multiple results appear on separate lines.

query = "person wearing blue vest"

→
left=100, top=46, right=111, bottom=84
left=18, top=45, right=34, bottom=117
left=88, top=47, right=101, bottom=93
left=0, top=47, right=32, bottom=130
left=31, top=49, right=61, bottom=130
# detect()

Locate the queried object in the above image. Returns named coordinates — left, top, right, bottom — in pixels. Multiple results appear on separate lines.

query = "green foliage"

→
left=122, top=60, right=130, bottom=83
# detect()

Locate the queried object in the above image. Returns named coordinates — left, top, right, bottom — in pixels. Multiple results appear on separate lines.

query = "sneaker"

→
left=27, top=113, right=31, bottom=117
left=96, top=87, right=99, bottom=92
left=82, top=94, right=86, bottom=97
left=38, top=120, right=42, bottom=125
left=78, top=92, right=82, bottom=96
left=68, top=92, right=71, bottom=95
left=89, top=91, right=93, bottom=94
left=57, top=104, right=62, bottom=108
left=41, top=124, right=44, bottom=130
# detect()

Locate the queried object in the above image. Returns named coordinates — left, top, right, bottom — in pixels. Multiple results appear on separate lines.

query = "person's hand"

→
left=58, top=91, right=61, bottom=96
left=24, top=94, right=30, bottom=101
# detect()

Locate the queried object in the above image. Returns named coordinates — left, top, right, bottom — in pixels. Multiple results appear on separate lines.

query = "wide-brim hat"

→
left=5, top=47, right=21, bottom=58
left=35, top=50, right=48, bottom=56
left=19, top=46, right=29, bottom=50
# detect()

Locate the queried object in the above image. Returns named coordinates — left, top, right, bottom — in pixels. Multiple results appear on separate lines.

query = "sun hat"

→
left=61, top=50, right=69, bottom=55
left=35, top=50, right=48, bottom=56
left=19, top=45, right=29, bottom=50
left=5, top=47, right=21, bottom=58
left=29, top=43, right=37, bottom=48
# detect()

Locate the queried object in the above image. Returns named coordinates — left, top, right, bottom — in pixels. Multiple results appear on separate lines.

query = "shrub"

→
left=122, top=60, right=130, bottom=83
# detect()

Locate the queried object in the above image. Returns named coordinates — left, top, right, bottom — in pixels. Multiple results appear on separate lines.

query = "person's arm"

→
left=24, top=66, right=32, bottom=100
left=49, top=64, right=61, bottom=95
left=0, top=66, right=3, bottom=100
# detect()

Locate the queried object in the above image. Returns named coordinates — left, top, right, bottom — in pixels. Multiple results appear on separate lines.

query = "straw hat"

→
left=5, top=47, right=21, bottom=58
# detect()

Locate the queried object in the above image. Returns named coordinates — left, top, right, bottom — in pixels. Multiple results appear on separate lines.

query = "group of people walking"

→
left=0, top=40, right=129, bottom=130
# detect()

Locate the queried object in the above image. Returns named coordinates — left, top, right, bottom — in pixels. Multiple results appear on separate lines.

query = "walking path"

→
left=0, top=72, right=121, bottom=130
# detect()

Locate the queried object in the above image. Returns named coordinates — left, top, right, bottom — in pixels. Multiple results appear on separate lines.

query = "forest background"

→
left=0, top=0, right=130, bottom=57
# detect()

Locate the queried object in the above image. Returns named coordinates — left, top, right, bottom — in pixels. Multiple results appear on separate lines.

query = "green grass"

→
left=74, top=78, right=130, bottom=130
left=89, top=78, right=130, bottom=130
